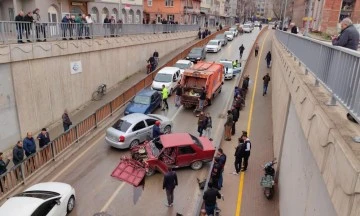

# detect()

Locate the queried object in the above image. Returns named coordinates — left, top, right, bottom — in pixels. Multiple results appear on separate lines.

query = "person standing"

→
left=103, top=15, right=111, bottom=37
left=161, top=85, right=169, bottom=111
left=224, top=110, right=233, bottom=141
left=198, top=87, right=206, bottom=112
left=12, top=141, right=24, bottom=166
left=152, top=121, right=162, bottom=139
left=197, top=112, right=206, bottom=137
left=153, top=50, right=159, bottom=67
left=110, top=16, right=116, bottom=37
left=15, top=11, right=25, bottom=44
left=33, top=8, right=46, bottom=42
left=24, top=12, right=34, bottom=42
left=61, top=14, right=70, bottom=40
left=75, top=14, right=83, bottom=39
left=210, top=157, right=222, bottom=190
left=263, top=73, right=271, bottom=96
left=175, top=84, right=182, bottom=107
left=85, top=14, right=93, bottom=39
left=62, top=109, right=72, bottom=132
left=265, top=51, right=272, bottom=68
left=0, top=152, right=10, bottom=175
left=254, top=43, right=259, bottom=57
left=241, top=133, right=251, bottom=171
left=233, top=138, right=245, bottom=175
left=239, top=44, right=245, bottom=59
left=217, top=148, right=227, bottom=189
left=291, top=23, right=299, bottom=34
left=37, top=128, right=50, bottom=148
left=332, top=18, right=360, bottom=50
left=203, top=182, right=222, bottom=216
left=231, top=106, right=239, bottom=136
left=204, top=112, right=213, bottom=141
left=23, top=132, right=36, bottom=157
left=241, top=75, right=249, bottom=95
left=163, top=167, right=178, bottom=207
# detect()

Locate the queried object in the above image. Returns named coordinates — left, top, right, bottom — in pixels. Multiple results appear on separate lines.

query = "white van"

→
left=151, top=67, right=181, bottom=95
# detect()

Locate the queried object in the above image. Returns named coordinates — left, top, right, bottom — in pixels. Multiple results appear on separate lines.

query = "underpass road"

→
left=41, top=29, right=261, bottom=216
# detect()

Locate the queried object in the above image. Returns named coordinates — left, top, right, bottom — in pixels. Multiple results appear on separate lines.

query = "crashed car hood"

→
left=111, top=157, right=146, bottom=187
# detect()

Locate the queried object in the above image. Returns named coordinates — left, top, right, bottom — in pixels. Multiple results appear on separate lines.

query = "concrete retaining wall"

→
left=272, top=35, right=360, bottom=216
left=0, top=31, right=197, bottom=140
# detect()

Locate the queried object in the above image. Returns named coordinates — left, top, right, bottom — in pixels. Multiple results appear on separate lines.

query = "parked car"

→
left=111, top=133, right=216, bottom=186
left=243, top=24, right=253, bottom=33
left=215, top=34, right=228, bottom=46
left=205, top=40, right=222, bottom=53
left=186, top=47, right=207, bottom=62
left=105, top=113, right=173, bottom=149
left=151, top=67, right=180, bottom=95
left=219, top=59, right=242, bottom=80
left=0, top=182, right=76, bottom=216
left=229, top=27, right=238, bottom=36
left=224, top=31, right=234, bottom=40
left=173, top=59, right=194, bottom=75
left=254, top=21, right=260, bottom=27
left=124, top=89, right=162, bottom=115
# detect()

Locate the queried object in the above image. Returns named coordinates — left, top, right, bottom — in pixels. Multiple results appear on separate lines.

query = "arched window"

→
left=135, top=10, right=141, bottom=24
left=128, top=9, right=134, bottom=24
left=101, top=7, right=110, bottom=23
left=122, top=9, right=127, bottom=23
left=47, top=6, right=58, bottom=23
left=112, top=8, right=119, bottom=21
left=91, top=7, right=99, bottom=23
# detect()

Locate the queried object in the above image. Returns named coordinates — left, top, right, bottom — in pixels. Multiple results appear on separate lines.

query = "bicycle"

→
left=92, top=84, right=107, bottom=101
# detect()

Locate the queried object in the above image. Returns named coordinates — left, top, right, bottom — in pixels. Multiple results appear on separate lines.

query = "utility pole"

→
left=303, top=0, right=313, bottom=36
left=282, top=0, right=288, bottom=30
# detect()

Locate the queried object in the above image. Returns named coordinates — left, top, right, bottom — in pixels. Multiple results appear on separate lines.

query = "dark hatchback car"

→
left=215, top=34, right=228, bottom=46
left=186, top=47, right=206, bottom=63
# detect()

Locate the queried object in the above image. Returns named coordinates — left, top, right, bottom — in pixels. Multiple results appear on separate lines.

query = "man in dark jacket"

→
left=23, top=132, right=36, bottom=157
left=263, top=73, right=271, bottom=96
left=332, top=18, right=360, bottom=50
left=198, top=87, right=206, bottom=112
left=291, top=24, right=298, bottom=34
left=163, top=167, right=178, bottom=207
left=13, top=141, right=24, bottom=166
left=61, top=14, right=71, bottom=40
left=0, top=152, right=10, bottom=175
left=62, top=109, right=72, bottom=132
left=231, top=106, right=239, bottom=135
left=175, top=84, right=182, bottom=107
left=241, top=75, right=249, bottom=94
left=239, top=44, right=245, bottom=59
left=217, top=148, right=227, bottom=189
left=15, top=11, right=25, bottom=43
left=265, top=51, right=272, bottom=68
left=233, top=137, right=245, bottom=175
left=224, top=110, right=233, bottom=141
left=37, top=128, right=50, bottom=148
left=203, top=182, right=222, bottom=215
left=197, top=112, right=206, bottom=137
left=210, top=157, right=222, bottom=190
left=24, top=12, right=34, bottom=42
left=241, top=133, right=251, bottom=171
left=152, top=121, right=162, bottom=139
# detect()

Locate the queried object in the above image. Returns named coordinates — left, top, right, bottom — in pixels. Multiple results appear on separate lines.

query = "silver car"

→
left=105, top=113, right=173, bottom=149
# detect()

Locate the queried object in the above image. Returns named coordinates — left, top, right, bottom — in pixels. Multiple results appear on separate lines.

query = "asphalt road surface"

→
left=40, top=29, right=261, bottom=216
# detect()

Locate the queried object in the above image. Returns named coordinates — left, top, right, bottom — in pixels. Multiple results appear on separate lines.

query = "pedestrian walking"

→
left=217, top=148, right=227, bottom=189
left=198, top=87, right=206, bottom=112
left=224, top=110, right=233, bottom=141
left=152, top=121, right=163, bottom=139
left=204, top=112, right=213, bottom=141
left=332, top=18, right=360, bottom=50
left=231, top=106, right=239, bottom=136
left=33, top=8, right=46, bottom=42
left=203, top=182, right=222, bottom=216
left=163, top=167, right=178, bottom=207
left=62, top=109, right=72, bottom=132
left=241, top=75, right=250, bottom=95
left=15, top=11, right=25, bottom=44
left=175, top=84, right=182, bottom=107
left=161, top=85, right=169, bottom=110
left=233, top=138, right=245, bottom=175
left=23, top=132, right=36, bottom=157
left=12, top=141, right=24, bottom=166
left=254, top=43, right=259, bottom=57
left=210, top=157, right=222, bottom=190
left=241, top=133, right=251, bottom=172
left=24, top=12, right=34, bottom=42
left=265, top=51, right=272, bottom=68
left=198, top=28, right=202, bottom=39
left=197, top=112, right=206, bottom=137
left=263, top=73, right=271, bottom=96
left=37, top=128, right=50, bottom=148
left=239, top=44, right=245, bottom=59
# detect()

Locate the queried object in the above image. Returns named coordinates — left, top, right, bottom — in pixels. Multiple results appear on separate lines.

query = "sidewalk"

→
left=217, top=29, right=279, bottom=215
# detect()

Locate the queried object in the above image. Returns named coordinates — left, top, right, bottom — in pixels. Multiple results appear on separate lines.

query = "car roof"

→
left=160, top=133, right=195, bottom=148
left=121, top=113, right=151, bottom=124
left=137, top=89, right=158, bottom=97
left=176, top=60, right=192, bottom=64
left=208, top=39, right=220, bottom=42
left=157, top=67, right=179, bottom=74
left=191, top=47, right=203, bottom=50
left=0, top=197, right=44, bottom=215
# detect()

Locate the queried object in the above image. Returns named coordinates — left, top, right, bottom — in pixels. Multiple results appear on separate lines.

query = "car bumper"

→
left=224, top=74, right=233, bottom=80
left=206, top=49, right=218, bottom=53
left=105, top=136, right=129, bottom=149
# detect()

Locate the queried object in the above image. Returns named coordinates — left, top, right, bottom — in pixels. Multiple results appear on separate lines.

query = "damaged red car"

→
left=111, top=133, right=215, bottom=186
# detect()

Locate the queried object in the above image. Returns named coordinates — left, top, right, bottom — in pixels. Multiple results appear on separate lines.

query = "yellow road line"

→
left=235, top=30, right=270, bottom=216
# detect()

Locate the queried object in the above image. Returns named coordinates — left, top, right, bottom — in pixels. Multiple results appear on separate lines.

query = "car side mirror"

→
left=55, top=199, right=61, bottom=205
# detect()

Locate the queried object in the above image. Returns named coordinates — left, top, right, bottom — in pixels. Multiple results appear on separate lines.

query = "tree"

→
left=272, top=0, right=283, bottom=19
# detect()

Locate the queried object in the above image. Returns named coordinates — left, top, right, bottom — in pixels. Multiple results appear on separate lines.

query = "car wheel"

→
left=146, top=167, right=156, bottom=176
left=67, top=195, right=75, bottom=213
left=164, top=125, right=172, bottom=134
left=130, top=139, right=140, bottom=148
left=191, top=161, right=203, bottom=170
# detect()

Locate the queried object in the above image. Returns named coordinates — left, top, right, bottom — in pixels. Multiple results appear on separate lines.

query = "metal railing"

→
left=0, top=27, right=228, bottom=200
left=275, top=30, right=360, bottom=123
left=0, top=21, right=200, bottom=44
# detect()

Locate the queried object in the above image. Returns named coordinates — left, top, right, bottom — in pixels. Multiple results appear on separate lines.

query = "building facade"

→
left=0, top=0, right=143, bottom=24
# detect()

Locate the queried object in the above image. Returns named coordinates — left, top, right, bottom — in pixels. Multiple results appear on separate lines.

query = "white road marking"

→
left=100, top=182, right=126, bottom=212
left=171, top=105, right=184, bottom=121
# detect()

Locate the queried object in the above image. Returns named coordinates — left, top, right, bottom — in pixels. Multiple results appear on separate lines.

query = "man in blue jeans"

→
left=263, top=73, right=271, bottom=96
left=203, top=182, right=222, bottom=215
left=217, top=148, right=227, bottom=189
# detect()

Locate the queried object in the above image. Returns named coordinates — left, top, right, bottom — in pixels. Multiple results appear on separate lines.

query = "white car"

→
left=229, top=27, right=238, bottom=36
left=205, top=40, right=222, bottom=53
left=151, top=67, right=180, bottom=95
left=224, top=31, right=234, bottom=41
left=254, top=21, right=260, bottom=27
left=0, top=182, right=76, bottom=216
left=220, top=59, right=242, bottom=80
left=243, top=24, right=252, bottom=33
left=173, top=59, right=194, bottom=75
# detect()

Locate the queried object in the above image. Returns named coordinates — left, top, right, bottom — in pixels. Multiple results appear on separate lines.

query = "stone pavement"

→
left=217, top=29, right=279, bottom=215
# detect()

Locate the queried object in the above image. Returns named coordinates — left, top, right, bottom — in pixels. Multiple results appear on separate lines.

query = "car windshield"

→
left=190, top=48, right=202, bottom=54
left=244, top=24, right=250, bottom=28
left=215, top=35, right=224, bottom=39
left=174, top=63, right=189, bottom=69
left=221, top=62, right=233, bottom=68
left=230, top=28, right=236, bottom=31
left=225, top=31, right=232, bottom=35
left=112, top=119, right=132, bottom=132
left=154, top=73, right=172, bottom=82
left=190, top=134, right=203, bottom=149
left=14, top=190, right=60, bottom=200
left=150, top=138, right=164, bottom=157
left=133, top=95, right=151, bottom=105
left=208, top=41, right=218, bottom=45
